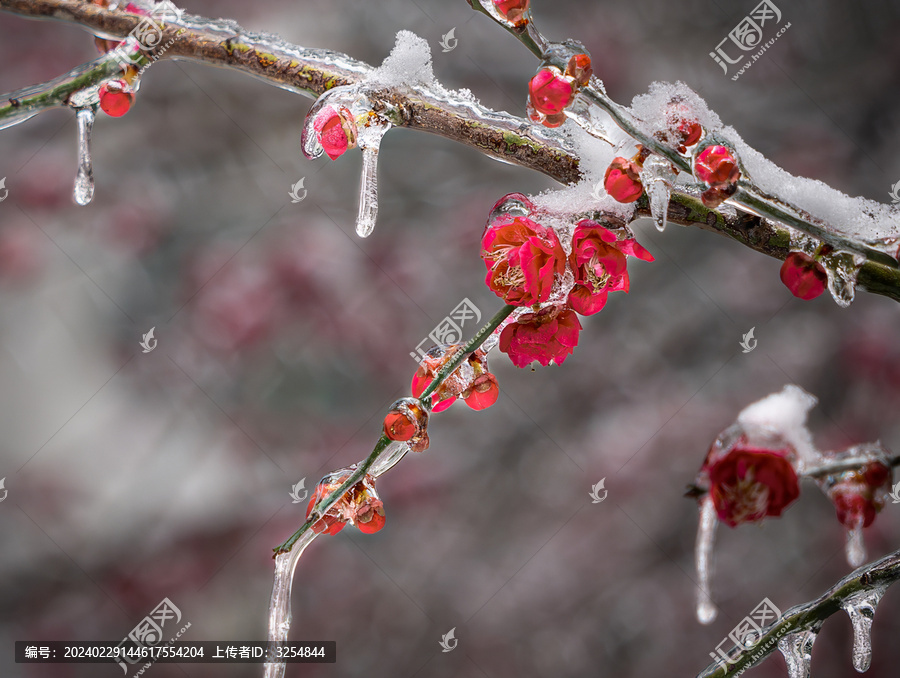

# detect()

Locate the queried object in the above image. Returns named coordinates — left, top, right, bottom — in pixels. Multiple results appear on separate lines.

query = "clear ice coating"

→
left=846, top=524, right=866, bottom=568
left=641, top=155, right=676, bottom=232
left=263, top=530, right=318, bottom=678
left=73, top=108, right=96, bottom=206
left=822, top=248, right=864, bottom=308
left=840, top=584, right=888, bottom=673
left=695, top=496, right=719, bottom=624
left=777, top=626, right=820, bottom=678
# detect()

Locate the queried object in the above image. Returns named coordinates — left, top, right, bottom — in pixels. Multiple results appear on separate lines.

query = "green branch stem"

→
left=695, top=547, right=900, bottom=678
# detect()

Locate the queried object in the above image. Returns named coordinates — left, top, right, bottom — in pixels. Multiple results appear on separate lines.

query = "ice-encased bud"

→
left=300, top=85, right=394, bottom=238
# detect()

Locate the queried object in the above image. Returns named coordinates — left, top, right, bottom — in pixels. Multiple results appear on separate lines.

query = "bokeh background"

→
left=2, top=0, right=900, bottom=676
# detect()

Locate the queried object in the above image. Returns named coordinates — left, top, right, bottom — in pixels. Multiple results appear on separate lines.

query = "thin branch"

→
left=695, top=547, right=900, bottom=677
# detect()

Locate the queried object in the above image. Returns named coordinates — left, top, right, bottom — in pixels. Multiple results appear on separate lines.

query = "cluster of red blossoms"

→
left=305, top=468, right=385, bottom=535
left=695, top=433, right=893, bottom=534
left=482, top=193, right=653, bottom=368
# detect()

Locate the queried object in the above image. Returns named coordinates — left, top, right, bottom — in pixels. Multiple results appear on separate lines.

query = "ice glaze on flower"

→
left=528, top=67, right=574, bottom=116
left=313, top=105, right=357, bottom=160
left=383, top=397, right=430, bottom=451
left=565, top=54, right=593, bottom=88
left=567, top=219, right=654, bottom=315
left=499, top=307, right=582, bottom=368
left=604, top=157, right=644, bottom=203
left=825, top=462, right=892, bottom=529
left=98, top=80, right=134, bottom=117
left=482, top=216, right=565, bottom=306
left=305, top=470, right=386, bottom=535
left=493, top=0, right=530, bottom=25
left=705, top=445, right=800, bottom=527
left=780, top=251, right=828, bottom=300
left=411, top=346, right=499, bottom=412
left=694, top=145, right=741, bottom=187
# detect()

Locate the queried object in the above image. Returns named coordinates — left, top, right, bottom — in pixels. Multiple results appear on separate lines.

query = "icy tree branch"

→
left=2, top=0, right=900, bottom=301
left=696, top=547, right=900, bottom=678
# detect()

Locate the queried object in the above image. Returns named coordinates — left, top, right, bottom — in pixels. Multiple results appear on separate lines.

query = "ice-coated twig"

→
left=2, top=0, right=900, bottom=301
left=695, top=548, right=900, bottom=678
left=272, top=303, right=515, bottom=556
left=465, top=0, right=900, bottom=273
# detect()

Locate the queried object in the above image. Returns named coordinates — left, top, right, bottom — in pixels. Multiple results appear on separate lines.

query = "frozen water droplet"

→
left=264, top=530, right=318, bottom=678
left=640, top=155, right=676, bottom=232
left=695, top=496, right=719, bottom=624
left=777, top=626, right=820, bottom=678
left=73, top=108, right=95, bottom=206
left=821, top=249, right=862, bottom=308
left=846, top=524, right=866, bottom=568
left=841, top=585, right=888, bottom=673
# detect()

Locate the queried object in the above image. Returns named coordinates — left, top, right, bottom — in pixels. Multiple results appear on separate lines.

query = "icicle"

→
left=841, top=585, right=888, bottom=673
left=640, top=155, right=676, bottom=232
left=846, top=524, right=866, bottom=568
left=73, top=108, right=95, bottom=206
left=355, top=125, right=388, bottom=238
left=777, top=626, right=820, bottom=678
left=264, top=530, right=318, bottom=678
left=695, top=495, right=719, bottom=624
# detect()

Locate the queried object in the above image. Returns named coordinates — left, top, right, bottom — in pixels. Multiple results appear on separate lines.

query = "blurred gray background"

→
left=1, top=0, right=900, bottom=676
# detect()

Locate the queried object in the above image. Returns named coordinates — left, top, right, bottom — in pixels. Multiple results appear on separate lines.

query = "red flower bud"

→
left=604, top=157, right=644, bottom=203
left=565, top=54, right=593, bottom=88
left=463, top=373, right=500, bottom=410
left=493, top=0, right=530, bottom=25
left=528, top=67, right=574, bottom=116
left=694, top=145, right=741, bottom=187
left=98, top=80, right=134, bottom=117
left=499, top=307, right=582, bottom=368
left=313, top=105, right=357, bottom=160
left=779, top=251, right=828, bottom=300
left=383, top=410, right=417, bottom=441
left=354, top=499, right=386, bottom=534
